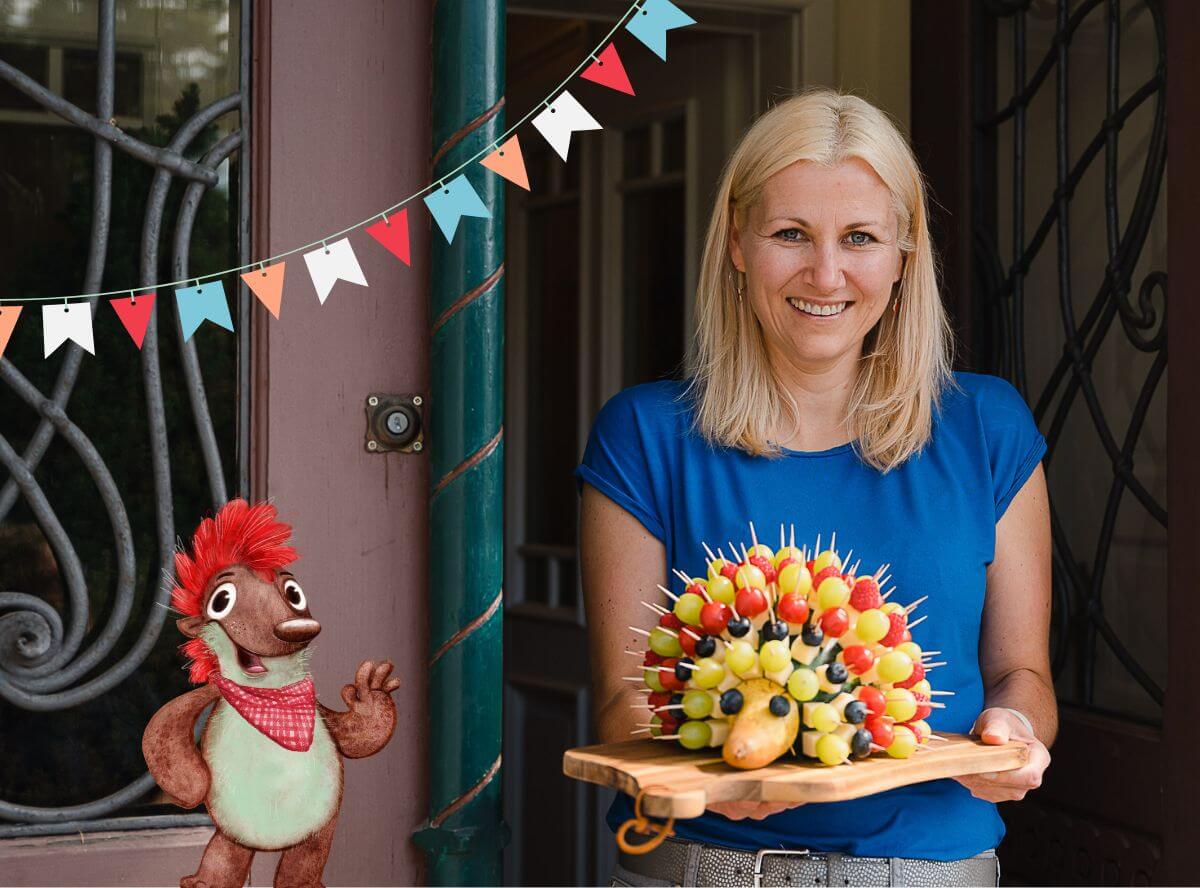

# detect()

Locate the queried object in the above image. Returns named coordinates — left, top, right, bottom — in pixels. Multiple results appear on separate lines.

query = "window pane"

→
left=0, top=0, right=242, bottom=819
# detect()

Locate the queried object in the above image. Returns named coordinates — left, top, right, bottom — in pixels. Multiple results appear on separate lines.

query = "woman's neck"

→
left=766, top=345, right=860, bottom=452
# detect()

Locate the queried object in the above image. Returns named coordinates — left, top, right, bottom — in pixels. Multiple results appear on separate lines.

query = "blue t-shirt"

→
left=572, top=371, right=1047, bottom=861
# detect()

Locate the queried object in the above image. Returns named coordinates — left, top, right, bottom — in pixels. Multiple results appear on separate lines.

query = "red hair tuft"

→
left=172, top=499, right=298, bottom=683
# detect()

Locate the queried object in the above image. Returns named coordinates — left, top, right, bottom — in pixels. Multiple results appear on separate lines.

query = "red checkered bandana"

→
left=213, top=674, right=316, bottom=751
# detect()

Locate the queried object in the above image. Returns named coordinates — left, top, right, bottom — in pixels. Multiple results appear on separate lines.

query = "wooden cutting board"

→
left=563, top=733, right=1028, bottom=819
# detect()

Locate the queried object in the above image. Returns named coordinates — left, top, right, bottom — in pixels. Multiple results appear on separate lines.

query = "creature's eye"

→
left=283, top=579, right=306, bottom=611
left=206, top=582, right=237, bottom=620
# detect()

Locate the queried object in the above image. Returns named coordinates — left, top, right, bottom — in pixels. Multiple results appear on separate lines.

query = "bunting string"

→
left=0, top=0, right=695, bottom=367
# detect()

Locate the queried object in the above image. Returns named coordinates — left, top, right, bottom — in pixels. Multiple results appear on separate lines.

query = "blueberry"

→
left=670, top=693, right=684, bottom=706
left=674, top=658, right=694, bottom=682
left=769, top=695, right=791, bottom=717
left=844, top=701, right=868, bottom=724
left=762, top=620, right=789, bottom=642
left=727, top=617, right=751, bottom=637
left=827, top=662, right=848, bottom=684
left=720, top=689, right=744, bottom=715
left=695, top=635, right=717, bottom=658
left=801, top=625, right=824, bottom=646
left=851, top=728, right=873, bottom=758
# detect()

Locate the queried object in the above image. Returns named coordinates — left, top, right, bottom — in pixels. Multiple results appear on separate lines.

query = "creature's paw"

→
left=340, top=660, right=401, bottom=714
left=180, top=876, right=209, bottom=888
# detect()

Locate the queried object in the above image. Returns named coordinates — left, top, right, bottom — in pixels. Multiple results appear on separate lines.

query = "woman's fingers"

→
left=708, top=800, right=802, bottom=820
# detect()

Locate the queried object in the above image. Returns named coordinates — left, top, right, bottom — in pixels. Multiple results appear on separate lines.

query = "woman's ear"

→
left=728, top=215, right=746, bottom=274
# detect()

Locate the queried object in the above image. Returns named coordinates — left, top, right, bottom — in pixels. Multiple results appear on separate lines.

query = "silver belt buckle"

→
left=753, top=847, right=811, bottom=888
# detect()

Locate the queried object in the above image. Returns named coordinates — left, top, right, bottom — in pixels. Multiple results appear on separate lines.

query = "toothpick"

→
left=657, top=583, right=680, bottom=602
left=629, top=626, right=653, bottom=638
left=652, top=734, right=682, bottom=741
left=780, top=523, right=786, bottom=550
left=622, top=676, right=648, bottom=682
left=923, top=660, right=947, bottom=668
left=790, top=523, right=796, bottom=549
left=921, top=650, right=942, bottom=657
left=624, top=649, right=647, bottom=657
left=873, top=562, right=890, bottom=580
left=830, top=531, right=837, bottom=554
left=930, top=690, right=955, bottom=696
left=841, top=548, right=853, bottom=571
left=870, top=743, right=886, bottom=752
left=749, top=520, right=759, bottom=549
left=728, top=541, right=740, bottom=563
left=925, top=701, right=946, bottom=709
left=905, top=595, right=929, bottom=614
left=673, top=660, right=698, bottom=671
left=927, top=733, right=949, bottom=742
left=641, top=601, right=669, bottom=616
left=908, top=614, right=928, bottom=629
left=881, top=587, right=895, bottom=601
left=849, top=559, right=862, bottom=576
left=681, top=626, right=702, bottom=641
left=702, top=541, right=719, bottom=563
left=631, top=728, right=652, bottom=735
left=815, top=533, right=822, bottom=555
left=878, top=574, right=892, bottom=588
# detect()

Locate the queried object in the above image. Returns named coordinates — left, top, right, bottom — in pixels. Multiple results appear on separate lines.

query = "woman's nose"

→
left=806, top=243, right=845, bottom=292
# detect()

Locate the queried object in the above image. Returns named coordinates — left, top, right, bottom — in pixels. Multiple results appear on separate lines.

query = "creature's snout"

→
left=274, top=617, right=321, bottom=643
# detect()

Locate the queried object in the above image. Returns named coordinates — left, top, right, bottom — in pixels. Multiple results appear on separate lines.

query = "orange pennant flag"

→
left=241, top=262, right=286, bottom=319
left=0, top=305, right=21, bottom=361
left=480, top=135, right=530, bottom=191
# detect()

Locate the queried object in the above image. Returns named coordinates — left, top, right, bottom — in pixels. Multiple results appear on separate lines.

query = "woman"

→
left=575, top=88, right=1054, bottom=887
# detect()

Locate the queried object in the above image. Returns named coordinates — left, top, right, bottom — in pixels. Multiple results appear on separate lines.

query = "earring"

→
left=892, top=294, right=900, bottom=314
left=735, top=271, right=745, bottom=304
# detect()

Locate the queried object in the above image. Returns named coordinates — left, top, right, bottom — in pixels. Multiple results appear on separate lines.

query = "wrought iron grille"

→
left=973, top=0, right=1167, bottom=717
left=0, top=0, right=249, bottom=835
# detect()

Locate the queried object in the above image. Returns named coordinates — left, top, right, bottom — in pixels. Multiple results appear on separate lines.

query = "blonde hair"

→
left=682, top=87, right=955, bottom=473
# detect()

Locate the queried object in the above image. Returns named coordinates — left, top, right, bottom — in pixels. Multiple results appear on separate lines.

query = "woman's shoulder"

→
left=941, top=370, right=1038, bottom=430
left=594, top=378, right=693, bottom=431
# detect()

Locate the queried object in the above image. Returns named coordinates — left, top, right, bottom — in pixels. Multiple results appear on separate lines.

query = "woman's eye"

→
left=283, top=580, right=307, bottom=611
left=775, top=228, right=804, bottom=241
left=846, top=231, right=875, bottom=246
left=206, top=582, right=237, bottom=620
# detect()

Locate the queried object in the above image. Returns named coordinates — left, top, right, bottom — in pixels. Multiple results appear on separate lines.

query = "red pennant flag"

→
left=581, top=43, right=635, bottom=95
left=241, top=262, right=286, bottom=318
left=0, top=306, right=22, bottom=361
left=366, top=208, right=411, bottom=266
left=480, top=135, right=530, bottom=191
left=109, top=293, right=156, bottom=349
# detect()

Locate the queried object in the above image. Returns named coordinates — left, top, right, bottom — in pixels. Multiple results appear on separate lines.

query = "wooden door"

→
left=913, top=1, right=1198, bottom=882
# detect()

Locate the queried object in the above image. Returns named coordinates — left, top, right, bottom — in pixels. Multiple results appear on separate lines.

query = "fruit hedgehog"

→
left=142, top=499, right=401, bottom=888
left=629, top=522, right=949, bottom=767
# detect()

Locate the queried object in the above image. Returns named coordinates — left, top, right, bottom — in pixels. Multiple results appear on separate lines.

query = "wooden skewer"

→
left=657, top=583, right=680, bottom=602
left=908, top=614, right=928, bottom=629
left=905, top=595, right=929, bottom=614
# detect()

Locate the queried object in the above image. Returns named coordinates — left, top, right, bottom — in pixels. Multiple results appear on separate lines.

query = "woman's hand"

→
left=707, top=800, right=803, bottom=820
left=953, top=707, right=1051, bottom=803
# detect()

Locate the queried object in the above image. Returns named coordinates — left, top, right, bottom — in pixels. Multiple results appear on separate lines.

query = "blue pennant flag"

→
left=423, top=173, right=491, bottom=243
left=175, top=280, right=234, bottom=341
left=626, top=0, right=696, bottom=60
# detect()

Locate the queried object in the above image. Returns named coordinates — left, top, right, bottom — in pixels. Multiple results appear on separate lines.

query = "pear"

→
left=722, top=678, right=799, bottom=769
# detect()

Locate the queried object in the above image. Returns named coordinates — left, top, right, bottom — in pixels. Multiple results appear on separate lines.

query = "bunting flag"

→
left=241, top=263, right=286, bottom=319
left=109, top=292, right=156, bottom=349
left=0, top=306, right=22, bottom=361
left=175, top=281, right=234, bottom=341
left=532, top=91, right=601, bottom=161
left=366, top=209, right=411, bottom=265
left=625, top=0, right=696, bottom=60
left=423, top=174, right=491, bottom=242
left=0, top=1, right=698, bottom=361
left=581, top=43, right=635, bottom=95
left=42, top=302, right=95, bottom=357
left=303, top=238, right=368, bottom=304
left=480, top=136, right=530, bottom=191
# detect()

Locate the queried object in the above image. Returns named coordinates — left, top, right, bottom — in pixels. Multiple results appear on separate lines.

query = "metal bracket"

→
left=365, top=393, right=424, bottom=453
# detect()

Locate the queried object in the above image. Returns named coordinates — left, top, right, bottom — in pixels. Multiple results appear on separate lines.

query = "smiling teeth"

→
left=787, top=298, right=847, bottom=316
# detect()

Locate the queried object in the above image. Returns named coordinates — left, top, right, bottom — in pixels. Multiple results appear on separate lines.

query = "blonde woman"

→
left=575, top=88, right=1054, bottom=887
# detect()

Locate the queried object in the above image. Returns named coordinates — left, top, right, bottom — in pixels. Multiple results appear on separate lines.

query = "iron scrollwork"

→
left=0, top=0, right=249, bottom=831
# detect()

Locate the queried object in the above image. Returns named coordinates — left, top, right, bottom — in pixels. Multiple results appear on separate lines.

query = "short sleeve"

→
left=981, top=377, right=1048, bottom=521
left=573, top=387, right=667, bottom=542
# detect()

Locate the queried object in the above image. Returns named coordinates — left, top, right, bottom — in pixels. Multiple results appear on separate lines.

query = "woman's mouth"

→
left=235, top=642, right=268, bottom=674
left=787, top=297, right=850, bottom=318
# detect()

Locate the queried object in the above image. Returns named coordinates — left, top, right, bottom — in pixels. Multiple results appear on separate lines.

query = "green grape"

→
left=816, top=732, right=850, bottom=765
left=877, top=651, right=914, bottom=684
left=787, top=667, right=820, bottom=702
left=727, top=640, right=758, bottom=676
left=674, top=592, right=706, bottom=626
left=810, top=702, right=839, bottom=734
left=759, top=640, right=791, bottom=672
left=693, top=657, right=726, bottom=689
left=644, top=668, right=666, bottom=693
left=682, top=690, right=714, bottom=720
left=707, top=576, right=736, bottom=605
left=678, top=719, right=713, bottom=750
left=649, top=627, right=683, bottom=658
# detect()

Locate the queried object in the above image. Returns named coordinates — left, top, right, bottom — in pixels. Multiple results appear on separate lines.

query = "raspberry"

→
left=894, top=659, right=925, bottom=689
left=643, top=650, right=664, bottom=667
left=812, top=565, right=841, bottom=590
left=659, top=612, right=683, bottom=630
left=849, top=576, right=883, bottom=612
left=749, top=554, right=777, bottom=584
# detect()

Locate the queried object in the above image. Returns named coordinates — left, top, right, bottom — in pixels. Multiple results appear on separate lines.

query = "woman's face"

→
left=729, top=157, right=904, bottom=373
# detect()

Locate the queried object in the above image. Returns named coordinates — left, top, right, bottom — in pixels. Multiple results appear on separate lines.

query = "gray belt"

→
left=615, top=836, right=999, bottom=887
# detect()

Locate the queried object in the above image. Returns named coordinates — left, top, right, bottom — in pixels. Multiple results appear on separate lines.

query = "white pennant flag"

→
left=303, top=237, right=369, bottom=305
left=42, top=303, right=95, bottom=357
left=532, top=90, right=601, bottom=161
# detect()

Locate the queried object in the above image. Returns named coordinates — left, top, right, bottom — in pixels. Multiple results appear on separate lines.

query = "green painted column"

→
left=411, top=1, right=507, bottom=885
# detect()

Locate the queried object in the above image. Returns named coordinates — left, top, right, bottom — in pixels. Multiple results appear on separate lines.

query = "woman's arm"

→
left=579, top=483, right=795, bottom=820
left=954, top=462, right=1056, bottom=802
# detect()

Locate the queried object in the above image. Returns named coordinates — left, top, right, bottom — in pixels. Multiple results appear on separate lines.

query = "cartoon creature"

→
left=143, top=499, right=400, bottom=888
